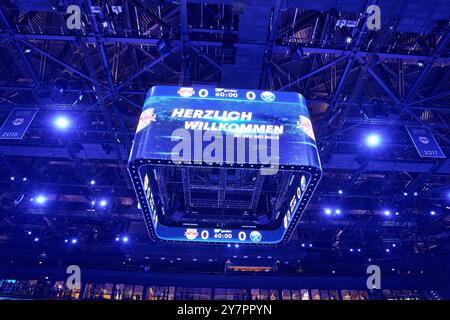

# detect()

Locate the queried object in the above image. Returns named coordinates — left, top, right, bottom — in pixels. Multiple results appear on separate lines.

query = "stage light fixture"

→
left=99, top=199, right=107, bottom=207
left=10, top=176, right=15, bottom=181
left=384, top=210, right=391, bottom=216
left=335, top=209, right=341, bottom=215
left=324, top=208, right=332, bottom=215
left=90, top=180, right=96, bottom=185
left=430, top=210, right=436, bottom=216
left=34, top=237, right=39, bottom=242
left=366, top=133, right=381, bottom=147
left=71, top=238, right=77, bottom=244
left=122, top=236, right=129, bottom=243
left=338, top=189, right=343, bottom=195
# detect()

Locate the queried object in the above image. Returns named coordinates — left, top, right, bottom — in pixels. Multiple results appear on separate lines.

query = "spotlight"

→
left=27, top=231, right=32, bottom=235
left=350, top=248, right=354, bottom=252
left=309, top=243, right=312, bottom=248
left=366, top=133, right=381, bottom=147
left=22, top=177, right=27, bottom=182
left=90, top=180, right=96, bottom=185
left=395, top=211, right=399, bottom=216
left=99, top=199, right=107, bottom=207
left=413, top=192, right=418, bottom=196
left=24, top=48, right=31, bottom=54
left=54, top=116, right=70, bottom=130
left=384, top=210, right=391, bottom=217
left=385, top=248, right=390, bottom=253
left=335, top=209, right=341, bottom=215
left=227, top=244, right=231, bottom=248
left=430, top=210, right=436, bottom=216
left=10, top=176, right=15, bottom=181
left=338, top=190, right=343, bottom=195
left=392, top=244, right=396, bottom=247
left=36, top=195, right=47, bottom=204
left=115, top=237, right=120, bottom=242
left=324, top=208, right=332, bottom=215
left=235, top=244, right=239, bottom=248
left=345, top=36, right=352, bottom=44
left=301, top=243, right=305, bottom=248
left=71, top=238, right=77, bottom=244
left=403, top=192, right=408, bottom=196
left=91, top=200, right=95, bottom=206
left=34, top=237, right=39, bottom=242
left=122, top=236, right=129, bottom=243
left=357, top=248, right=361, bottom=252
left=64, top=239, right=68, bottom=243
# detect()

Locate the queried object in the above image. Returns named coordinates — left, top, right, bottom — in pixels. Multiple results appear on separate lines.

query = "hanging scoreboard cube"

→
left=128, top=86, right=322, bottom=246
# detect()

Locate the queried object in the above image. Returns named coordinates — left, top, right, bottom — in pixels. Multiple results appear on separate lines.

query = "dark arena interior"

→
left=0, top=0, right=449, bottom=304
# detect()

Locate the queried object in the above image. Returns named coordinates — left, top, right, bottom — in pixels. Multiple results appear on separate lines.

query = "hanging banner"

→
left=406, top=126, right=446, bottom=159
left=0, top=108, right=38, bottom=140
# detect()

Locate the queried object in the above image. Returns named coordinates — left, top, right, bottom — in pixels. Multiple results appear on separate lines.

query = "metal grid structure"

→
left=0, top=0, right=449, bottom=275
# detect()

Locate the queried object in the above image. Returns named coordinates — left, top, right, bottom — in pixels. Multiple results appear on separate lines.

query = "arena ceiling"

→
left=0, top=0, right=449, bottom=275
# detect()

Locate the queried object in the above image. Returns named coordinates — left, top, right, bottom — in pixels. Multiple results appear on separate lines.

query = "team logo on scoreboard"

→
left=184, top=228, right=199, bottom=240
left=260, top=91, right=276, bottom=102
left=12, top=118, right=25, bottom=126
left=177, top=87, right=195, bottom=98
left=296, top=115, right=316, bottom=141
left=249, top=231, right=262, bottom=242
left=136, top=108, right=156, bottom=133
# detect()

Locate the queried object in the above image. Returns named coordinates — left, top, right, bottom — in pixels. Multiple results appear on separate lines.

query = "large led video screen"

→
left=128, top=86, right=322, bottom=245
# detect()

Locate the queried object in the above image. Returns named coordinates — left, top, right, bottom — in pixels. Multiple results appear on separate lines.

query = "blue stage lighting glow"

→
left=413, top=192, right=418, bottom=196
left=54, top=116, right=70, bottom=130
left=36, top=195, right=47, bottom=204
left=22, top=177, right=27, bottom=182
left=122, top=236, right=129, bottom=243
left=115, top=237, right=120, bottom=242
left=350, top=248, right=354, bottom=252
left=10, top=176, right=15, bottom=181
left=235, top=244, right=239, bottom=248
left=27, top=231, right=32, bottom=235
left=366, top=134, right=381, bottom=147
left=384, top=210, right=391, bottom=216
left=71, top=238, right=77, bottom=244
left=403, top=192, right=408, bottom=196
left=99, top=199, right=107, bottom=207
left=90, top=180, right=96, bottom=185
left=386, top=248, right=390, bottom=253
left=64, top=239, right=68, bottom=243
left=430, top=210, right=436, bottom=216
left=309, top=243, right=313, bottom=247
left=335, top=209, right=341, bottom=215
left=34, top=237, right=39, bottom=242
left=392, top=243, right=396, bottom=247
left=227, top=244, right=231, bottom=248
left=324, top=208, right=332, bottom=215
left=357, top=248, right=361, bottom=252
left=338, top=190, right=343, bottom=195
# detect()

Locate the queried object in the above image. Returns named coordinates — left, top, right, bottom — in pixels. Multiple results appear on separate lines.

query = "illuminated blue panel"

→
left=128, top=86, right=322, bottom=246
